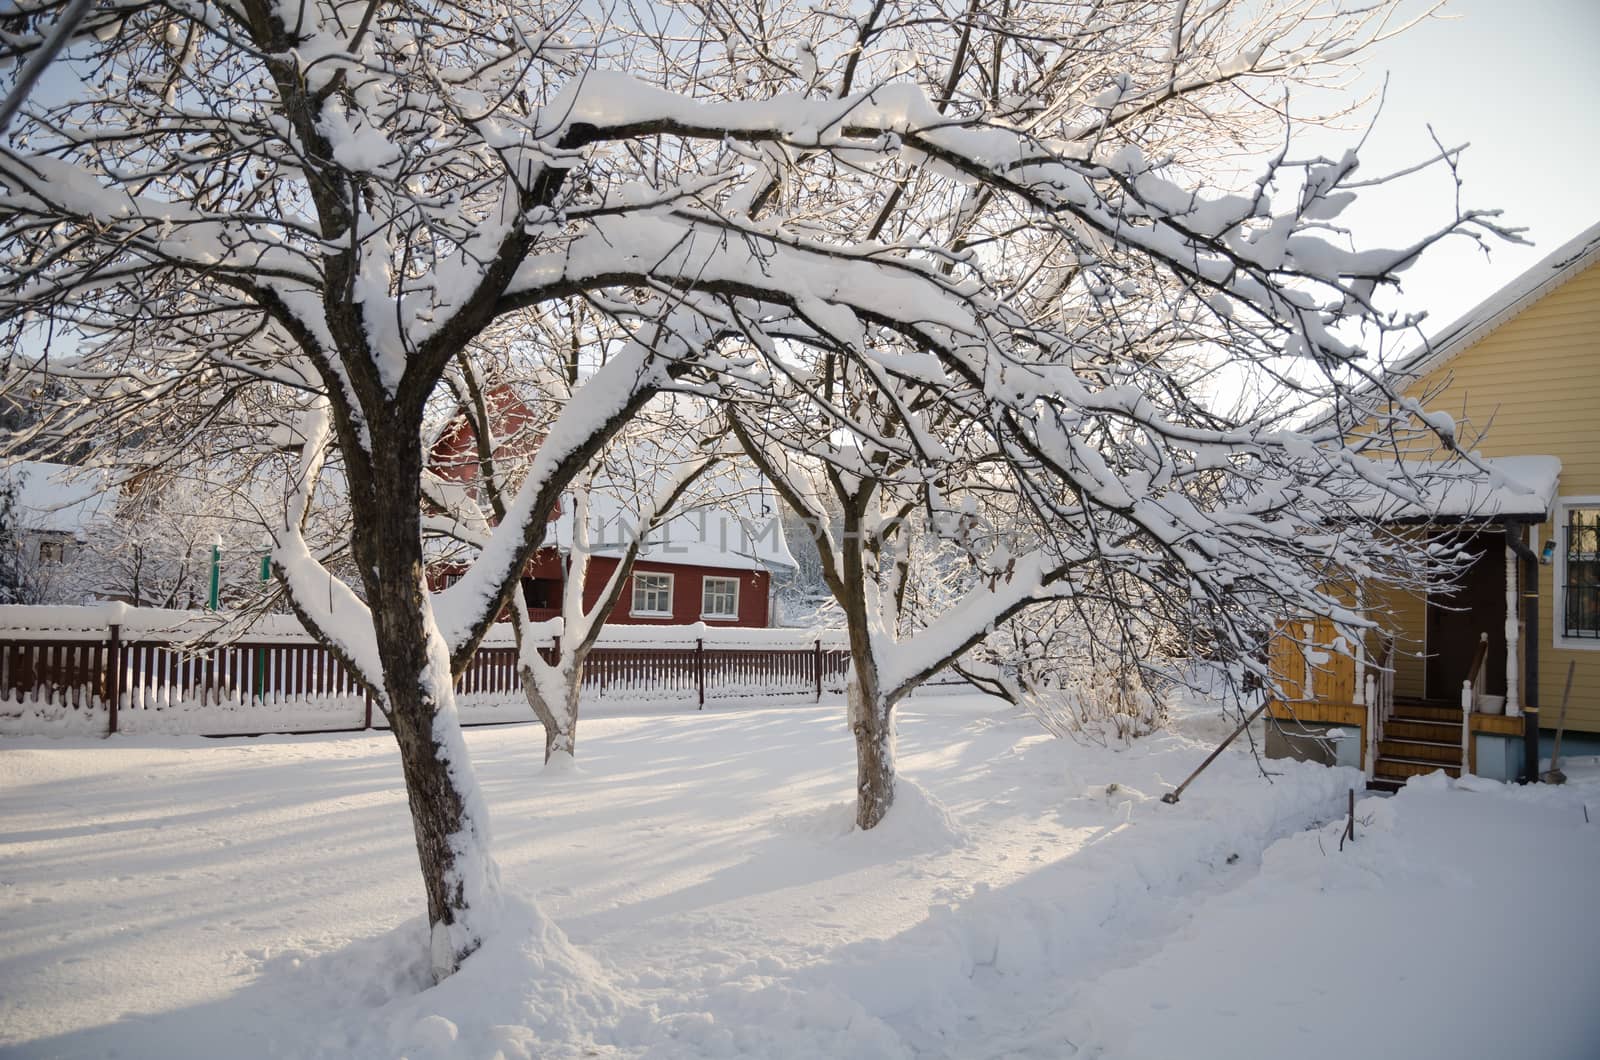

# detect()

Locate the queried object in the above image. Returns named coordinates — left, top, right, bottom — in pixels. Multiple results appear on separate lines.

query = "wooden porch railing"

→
left=1268, top=616, right=1397, bottom=772
left=1460, top=631, right=1490, bottom=769
left=1362, top=634, right=1395, bottom=783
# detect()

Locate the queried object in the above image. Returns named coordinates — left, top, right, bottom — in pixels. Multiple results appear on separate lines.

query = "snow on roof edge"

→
left=5, top=460, right=118, bottom=534
left=1351, top=454, right=1561, bottom=523
left=1302, top=220, right=1600, bottom=435
left=1391, top=219, right=1600, bottom=385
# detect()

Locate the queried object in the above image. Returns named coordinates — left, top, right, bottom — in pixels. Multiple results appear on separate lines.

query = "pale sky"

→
left=1298, top=0, right=1600, bottom=338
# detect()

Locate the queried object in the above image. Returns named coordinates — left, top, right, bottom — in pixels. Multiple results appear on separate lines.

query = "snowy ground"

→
left=2, top=694, right=1596, bottom=1059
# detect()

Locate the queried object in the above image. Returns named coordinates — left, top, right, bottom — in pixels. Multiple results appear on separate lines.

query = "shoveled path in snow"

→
left=3, top=695, right=1590, bottom=1057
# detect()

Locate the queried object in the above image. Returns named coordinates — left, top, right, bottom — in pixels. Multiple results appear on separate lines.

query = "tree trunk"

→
left=523, top=648, right=586, bottom=763
left=850, top=657, right=895, bottom=830
left=358, top=432, right=499, bottom=982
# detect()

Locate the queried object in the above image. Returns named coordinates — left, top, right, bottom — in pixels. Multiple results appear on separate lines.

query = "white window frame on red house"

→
left=631, top=571, right=674, bottom=617
left=701, top=576, right=740, bottom=620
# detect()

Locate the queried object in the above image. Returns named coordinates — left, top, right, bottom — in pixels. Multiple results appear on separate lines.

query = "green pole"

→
left=207, top=540, right=221, bottom=611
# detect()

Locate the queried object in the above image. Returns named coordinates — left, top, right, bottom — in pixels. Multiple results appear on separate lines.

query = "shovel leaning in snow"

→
left=1541, top=660, right=1576, bottom=785
left=1161, top=702, right=1269, bottom=804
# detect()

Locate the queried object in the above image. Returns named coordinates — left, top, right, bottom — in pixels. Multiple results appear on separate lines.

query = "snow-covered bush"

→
left=1018, top=675, right=1172, bottom=745
left=959, top=598, right=1174, bottom=743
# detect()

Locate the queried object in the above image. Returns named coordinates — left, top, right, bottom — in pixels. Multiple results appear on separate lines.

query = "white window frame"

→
left=630, top=571, right=674, bottom=617
left=1548, top=496, right=1600, bottom=651
left=701, top=576, right=740, bottom=620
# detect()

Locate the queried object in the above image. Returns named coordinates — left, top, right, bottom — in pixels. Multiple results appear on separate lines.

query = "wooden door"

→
left=1426, top=530, right=1507, bottom=701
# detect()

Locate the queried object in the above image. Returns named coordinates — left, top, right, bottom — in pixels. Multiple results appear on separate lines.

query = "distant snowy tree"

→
left=0, top=470, right=28, bottom=604
left=424, top=333, right=729, bottom=762
left=74, top=470, right=269, bottom=609
left=0, top=0, right=1512, bottom=971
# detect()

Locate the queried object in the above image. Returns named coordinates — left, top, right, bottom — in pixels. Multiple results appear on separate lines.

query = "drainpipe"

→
left=1502, top=518, right=1540, bottom=783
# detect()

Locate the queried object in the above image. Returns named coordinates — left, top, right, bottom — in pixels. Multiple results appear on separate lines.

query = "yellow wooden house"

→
left=1267, top=220, right=1600, bottom=789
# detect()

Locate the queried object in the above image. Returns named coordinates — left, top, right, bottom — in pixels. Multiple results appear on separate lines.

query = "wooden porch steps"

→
left=1374, top=754, right=1462, bottom=777
left=1378, top=741, right=1461, bottom=766
left=1370, top=701, right=1466, bottom=789
left=1389, top=703, right=1463, bottom=723
left=1385, top=718, right=1461, bottom=743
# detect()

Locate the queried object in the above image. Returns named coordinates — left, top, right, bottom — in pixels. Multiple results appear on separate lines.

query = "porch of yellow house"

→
left=1265, top=617, right=1527, bottom=792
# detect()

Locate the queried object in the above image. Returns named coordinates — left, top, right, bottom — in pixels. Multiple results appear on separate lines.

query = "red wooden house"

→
left=425, top=386, right=793, bottom=628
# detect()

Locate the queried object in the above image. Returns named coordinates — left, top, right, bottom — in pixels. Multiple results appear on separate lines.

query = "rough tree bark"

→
left=350, top=411, right=498, bottom=978
left=838, top=483, right=900, bottom=830
left=848, top=651, right=896, bottom=831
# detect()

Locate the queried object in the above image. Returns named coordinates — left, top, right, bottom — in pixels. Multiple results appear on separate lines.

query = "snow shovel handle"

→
left=1550, top=660, right=1576, bottom=773
left=1161, top=702, right=1271, bottom=804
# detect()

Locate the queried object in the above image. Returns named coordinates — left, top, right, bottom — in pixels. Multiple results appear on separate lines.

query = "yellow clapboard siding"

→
left=1383, top=258, right=1600, bottom=734
left=1366, top=578, right=1427, bottom=700
left=1267, top=617, right=1364, bottom=724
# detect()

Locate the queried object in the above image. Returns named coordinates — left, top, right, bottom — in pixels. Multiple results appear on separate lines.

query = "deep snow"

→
left=1, top=695, right=1596, bottom=1058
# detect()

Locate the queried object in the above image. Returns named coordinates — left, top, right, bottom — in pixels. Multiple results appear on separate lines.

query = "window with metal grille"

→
left=631, top=572, right=673, bottom=616
left=1564, top=507, right=1600, bottom=638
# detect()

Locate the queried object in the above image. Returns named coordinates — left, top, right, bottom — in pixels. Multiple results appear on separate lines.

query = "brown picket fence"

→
left=0, top=623, right=852, bottom=737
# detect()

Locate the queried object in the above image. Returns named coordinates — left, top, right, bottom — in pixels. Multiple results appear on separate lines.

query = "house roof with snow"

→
left=550, top=497, right=796, bottom=573
left=1306, top=221, right=1600, bottom=436
left=5, top=461, right=118, bottom=537
left=1385, top=220, right=1600, bottom=387
left=1345, top=454, right=1561, bottom=524
left=424, top=383, right=796, bottom=573
left=1302, top=220, right=1600, bottom=524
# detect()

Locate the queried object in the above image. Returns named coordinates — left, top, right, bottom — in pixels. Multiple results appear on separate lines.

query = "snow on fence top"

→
left=0, top=604, right=848, bottom=650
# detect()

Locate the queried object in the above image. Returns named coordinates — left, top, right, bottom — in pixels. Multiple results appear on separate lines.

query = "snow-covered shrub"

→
left=1017, top=674, right=1171, bottom=744
left=959, top=597, right=1174, bottom=743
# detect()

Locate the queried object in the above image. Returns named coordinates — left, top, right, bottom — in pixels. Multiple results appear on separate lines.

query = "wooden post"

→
left=1339, top=788, right=1356, bottom=851
left=363, top=683, right=373, bottom=730
left=1505, top=538, right=1520, bottom=715
left=695, top=638, right=705, bottom=710
left=106, top=623, right=121, bottom=736
left=1362, top=672, right=1376, bottom=777
left=814, top=639, right=823, bottom=702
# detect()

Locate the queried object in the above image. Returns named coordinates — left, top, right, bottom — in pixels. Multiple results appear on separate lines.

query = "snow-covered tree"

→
left=70, top=468, right=270, bottom=608
left=0, top=469, right=28, bottom=604
left=516, top=444, right=723, bottom=761
left=423, top=337, right=729, bottom=762
left=0, top=0, right=1509, bottom=973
